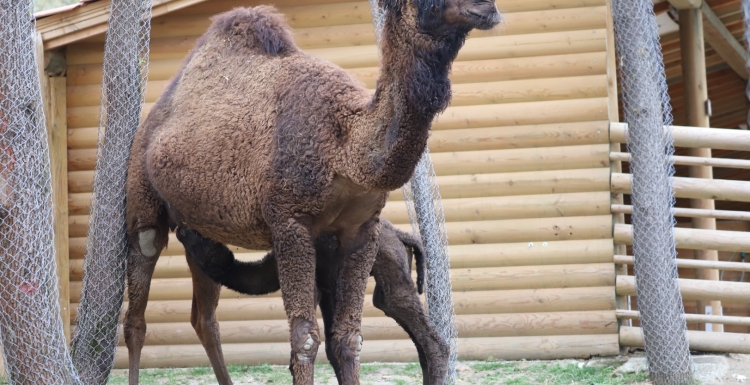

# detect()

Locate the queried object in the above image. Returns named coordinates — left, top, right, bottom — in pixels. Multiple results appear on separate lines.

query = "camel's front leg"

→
left=331, top=219, right=381, bottom=385
left=271, top=219, right=320, bottom=385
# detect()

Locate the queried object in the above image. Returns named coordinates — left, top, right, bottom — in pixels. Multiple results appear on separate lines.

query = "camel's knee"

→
left=123, top=313, right=146, bottom=347
left=332, top=329, right=364, bottom=363
left=138, top=228, right=159, bottom=257
left=290, top=318, right=320, bottom=363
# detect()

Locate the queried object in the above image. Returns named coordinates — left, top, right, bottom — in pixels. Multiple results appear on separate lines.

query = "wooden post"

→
left=36, top=34, right=71, bottom=341
left=605, top=0, right=631, bottom=340
left=678, top=8, right=722, bottom=332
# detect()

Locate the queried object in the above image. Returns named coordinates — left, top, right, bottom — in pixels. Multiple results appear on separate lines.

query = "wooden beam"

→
left=617, top=309, right=750, bottom=327
left=609, top=122, right=750, bottom=151
left=614, top=255, right=750, bottom=273
left=614, top=223, right=750, bottom=253
left=620, top=326, right=750, bottom=354
left=667, top=0, right=701, bottom=10
left=610, top=151, right=750, bottom=169
left=679, top=6, right=721, bottom=332
left=700, top=2, right=749, bottom=80
left=616, top=275, right=750, bottom=303
left=611, top=204, right=750, bottom=221
left=36, top=34, right=70, bottom=341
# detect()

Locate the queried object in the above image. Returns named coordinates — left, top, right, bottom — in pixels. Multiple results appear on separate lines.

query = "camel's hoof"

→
left=303, top=335, right=314, bottom=351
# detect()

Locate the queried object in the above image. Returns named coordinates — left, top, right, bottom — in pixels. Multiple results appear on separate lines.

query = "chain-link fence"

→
left=744, top=0, right=750, bottom=126
left=70, top=0, right=152, bottom=383
left=368, top=2, right=458, bottom=384
left=611, top=0, right=693, bottom=384
left=0, top=0, right=82, bottom=383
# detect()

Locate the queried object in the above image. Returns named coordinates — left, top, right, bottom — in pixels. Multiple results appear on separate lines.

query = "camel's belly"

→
left=144, top=127, right=273, bottom=249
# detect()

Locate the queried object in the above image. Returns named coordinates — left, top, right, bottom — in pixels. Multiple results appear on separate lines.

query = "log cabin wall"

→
left=63, top=0, right=621, bottom=368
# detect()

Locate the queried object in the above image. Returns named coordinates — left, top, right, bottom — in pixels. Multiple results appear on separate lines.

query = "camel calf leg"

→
left=186, top=255, right=233, bottom=385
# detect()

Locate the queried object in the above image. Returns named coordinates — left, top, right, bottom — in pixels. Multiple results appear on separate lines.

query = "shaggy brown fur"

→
left=175, top=220, right=446, bottom=384
left=124, top=1, right=500, bottom=384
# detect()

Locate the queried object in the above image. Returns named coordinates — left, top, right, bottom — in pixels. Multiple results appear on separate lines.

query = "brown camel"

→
left=124, top=1, right=500, bottom=384
left=175, top=220, right=448, bottom=385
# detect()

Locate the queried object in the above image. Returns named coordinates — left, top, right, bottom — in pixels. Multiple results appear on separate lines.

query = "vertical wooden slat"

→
left=37, top=33, right=71, bottom=341
left=605, top=0, right=630, bottom=338
left=678, top=8, right=722, bottom=333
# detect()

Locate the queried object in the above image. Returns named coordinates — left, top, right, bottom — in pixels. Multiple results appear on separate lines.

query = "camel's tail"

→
left=386, top=222, right=427, bottom=294
left=208, top=6, right=296, bottom=56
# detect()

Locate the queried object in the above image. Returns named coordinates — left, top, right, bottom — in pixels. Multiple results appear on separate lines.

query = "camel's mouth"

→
left=467, top=10, right=502, bottom=30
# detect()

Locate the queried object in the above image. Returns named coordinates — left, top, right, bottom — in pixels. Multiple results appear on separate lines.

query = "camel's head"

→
left=381, top=0, right=502, bottom=35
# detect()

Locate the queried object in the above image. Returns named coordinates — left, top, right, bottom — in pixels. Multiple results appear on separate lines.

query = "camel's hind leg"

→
left=371, top=230, right=448, bottom=385
left=123, top=223, right=167, bottom=385
left=186, top=254, right=233, bottom=385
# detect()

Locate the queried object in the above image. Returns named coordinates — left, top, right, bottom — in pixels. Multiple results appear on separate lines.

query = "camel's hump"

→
left=207, top=6, right=296, bottom=56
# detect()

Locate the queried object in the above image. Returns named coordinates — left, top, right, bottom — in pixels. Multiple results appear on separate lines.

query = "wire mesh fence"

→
left=69, top=0, right=152, bottom=383
left=0, top=0, right=82, bottom=383
left=611, top=0, right=693, bottom=384
left=368, top=2, right=458, bottom=384
left=744, top=0, right=750, bottom=127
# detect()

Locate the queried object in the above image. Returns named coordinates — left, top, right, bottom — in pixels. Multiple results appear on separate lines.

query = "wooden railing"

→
left=609, top=122, right=750, bottom=354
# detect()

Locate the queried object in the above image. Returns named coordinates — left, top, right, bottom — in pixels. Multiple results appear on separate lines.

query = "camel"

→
left=124, top=1, right=500, bottom=383
left=175, top=220, right=448, bottom=385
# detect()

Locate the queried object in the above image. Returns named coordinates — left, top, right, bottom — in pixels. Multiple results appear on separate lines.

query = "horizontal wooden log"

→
left=70, top=168, right=611, bottom=215
left=176, top=0, right=607, bottom=17
left=70, top=239, right=615, bottom=280
left=611, top=172, right=750, bottom=202
left=616, top=275, right=750, bottom=303
left=610, top=122, right=750, bottom=152
left=72, top=6, right=607, bottom=62
left=72, top=286, right=616, bottom=323
left=610, top=204, right=750, bottom=221
left=616, top=309, right=750, bottom=327
left=113, top=333, right=619, bottom=368
left=69, top=215, right=613, bottom=258
left=71, top=263, right=614, bottom=302
left=620, top=326, right=750, bottom=354
left=69, top=192, right=611, bottom=235
left=68, top=73, right=607, bottom=111
left=390, top=168, right=611, bottom=201
left=427, top=121, right=608, bottom=153
left=431, top=97, right=609, bottom=130
left=68, top=95, right=609, bottom=131
left=614, top=254, right=750, bottom=272
left=614, top=223, right=750, bottom=253
left=120, top=311, right=617, bottom=346
left=66, top=50, right=608, bottom=88
left=68, top=146, right=610, bottom=194
left=610, top=151, right=750, bottom=170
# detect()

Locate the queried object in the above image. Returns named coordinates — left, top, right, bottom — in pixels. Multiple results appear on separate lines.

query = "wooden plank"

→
left=615, top=254, right=750, bottom=272
left=68, top=96, right=610, bottom=130
left=620, top=326, right=750, bottom=354
left=609, top=122, right=750, bottom=151
left=617, top=309, right=750, bottom=327
left=614, top=223, right=750, bottom=253
left=616, top=275, right=750, bottom=303
left=72, top=263, right=614, bottom=302
left=667, top=0, right=701, bottom=10
left=701, top=2, right=749, bottom=80
left=72, top=286, right=617, bottom=323
left=611, top=172, right=750, bottom=202
left=119, top=311, right=618, bottom=347
left=112, top=333, right=619, bottom=368
left=66, top=51, right=608, bottom=88
left=610, top=152, right=750, bottom=169
left=611, top=204, right=750, bottom=221
left=68, top=215, right=613, bottom=258
left=428, top=121, right=609, bottom=153
left=71, top=238, right=615, bottom=280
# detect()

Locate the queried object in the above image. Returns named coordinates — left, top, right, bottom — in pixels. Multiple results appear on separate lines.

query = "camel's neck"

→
left=343, top=15, right=467, bottom=191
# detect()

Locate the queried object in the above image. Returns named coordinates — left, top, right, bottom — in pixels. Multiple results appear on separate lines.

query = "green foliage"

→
left=34, top=0, right=79, bottom=14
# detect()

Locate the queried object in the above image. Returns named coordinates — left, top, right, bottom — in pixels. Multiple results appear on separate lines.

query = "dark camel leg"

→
left=124, top=225, right=167, bottom=385
left=329, top=218, right=380, bottom=385
left=269, top=219, right=320, bottom=385
left=371, top=264, right=448, bottom=385
left=319, top=291, right=344, bottom=384
left=186, top=255, right=233, bottom=385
